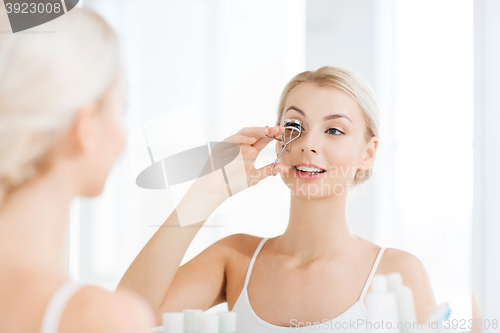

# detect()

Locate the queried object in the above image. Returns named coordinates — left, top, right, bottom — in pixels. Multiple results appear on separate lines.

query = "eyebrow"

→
left=285, top=106, right=352, bottom=123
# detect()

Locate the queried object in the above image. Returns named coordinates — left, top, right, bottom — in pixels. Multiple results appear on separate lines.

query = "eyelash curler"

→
left=264, top=118, right=303, bottom=176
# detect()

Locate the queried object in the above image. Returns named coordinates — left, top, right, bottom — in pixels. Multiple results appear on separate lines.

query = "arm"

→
left=116, top=126, right=289, bottom=326
left=382, top=249, right=437, bottom=324
left=399, top=261, right=482, bottom=331
left=117, top=188, right=225, bottom=325
left=62, top=287, right=155, bottom=333
left=160, top=233, right=248, bottom=313
left=404, top=255, right=436, bottom=324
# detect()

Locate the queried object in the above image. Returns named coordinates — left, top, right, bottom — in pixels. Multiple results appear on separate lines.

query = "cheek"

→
left=330, top=146, right=354, bottom=163
left=324, top=142, right=359, bottom=176
left=111, top=116, right=126, bottom=155
left=100, top=113, right=125, bottom=163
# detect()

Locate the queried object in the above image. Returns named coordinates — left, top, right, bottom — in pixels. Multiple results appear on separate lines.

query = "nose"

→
left=301, top=146, right=317, bottom=154
left=298, top=131, right=318, bottom=155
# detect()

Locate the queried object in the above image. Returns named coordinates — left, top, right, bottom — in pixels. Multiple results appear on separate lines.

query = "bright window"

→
left=393, top=0, right=473, bottom=320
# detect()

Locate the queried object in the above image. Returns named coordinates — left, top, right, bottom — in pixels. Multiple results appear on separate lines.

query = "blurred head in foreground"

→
left=0, top=6, right=126, bottom=207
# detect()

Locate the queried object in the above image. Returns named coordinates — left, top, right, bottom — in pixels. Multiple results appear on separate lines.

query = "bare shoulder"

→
left=377, top=247, right=437, bottom=321
left=61, top=285, right=155, bottom=333
left=217, top=233, right=264, bottom=260
left=218, top=233, right=265, bottom=281
left=219, top=233, right=266, bottom=309
left=354, top=238, right=429, bottom=282
left=378, top=248, right=429, bottom=281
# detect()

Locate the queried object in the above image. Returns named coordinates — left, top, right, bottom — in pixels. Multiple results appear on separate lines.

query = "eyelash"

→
left=326, top=128, right=344, bottom=135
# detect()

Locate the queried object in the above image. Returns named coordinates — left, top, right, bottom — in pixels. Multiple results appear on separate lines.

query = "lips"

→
left=293, top=166, right=326, bottom=180
left=291, top=163, right=327, bottom=180
left=292, top=163, right=326, bottom=171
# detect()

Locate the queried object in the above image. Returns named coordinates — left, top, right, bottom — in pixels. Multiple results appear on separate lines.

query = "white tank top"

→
left=233, top=237, right=386, bottom=332
left=40, top=280, right=88, bottom=333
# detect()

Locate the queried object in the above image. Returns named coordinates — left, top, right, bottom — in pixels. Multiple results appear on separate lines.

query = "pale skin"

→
left=0, top=72, right=155, bottom=333
left=119, top=82, right=485, bottom=328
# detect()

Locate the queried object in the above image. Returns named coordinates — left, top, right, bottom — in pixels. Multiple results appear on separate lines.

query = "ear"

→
left=358, top=136, right=378, bottom=171
left=59, top=102, right=100, bottom=159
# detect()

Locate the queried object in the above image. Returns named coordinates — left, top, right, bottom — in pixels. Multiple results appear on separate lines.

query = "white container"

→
left=387, top=272, right=418, bottom=333
left=183, top=309, right=203, bottom=333
left=199, top=313, right=219, bottom=333
left=217, top=311, right=237, bottom=333
left=163, top=312, right=184, bottom=333
left=365, top=275, right=401, bottom=333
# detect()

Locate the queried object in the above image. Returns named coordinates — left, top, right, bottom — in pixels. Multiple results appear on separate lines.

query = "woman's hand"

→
left=196, top=126, right=289, bottom=199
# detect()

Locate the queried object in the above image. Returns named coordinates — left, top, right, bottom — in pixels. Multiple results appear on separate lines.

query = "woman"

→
left=118, top=66, right=438, bottom=331
left=0, top=7, right=154, bottom=333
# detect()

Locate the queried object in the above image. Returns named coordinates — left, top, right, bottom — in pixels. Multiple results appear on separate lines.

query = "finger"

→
left=252, top=126, right=285, bottom=152
left=264, top=125, right=285, bottom=137
left=236, top=126, right=268, bottom=137
left=222, top=134, right=257, bottom=145
left=252, top=162, right=289, bottom=185
left=236, top=126, right=282, bottom=139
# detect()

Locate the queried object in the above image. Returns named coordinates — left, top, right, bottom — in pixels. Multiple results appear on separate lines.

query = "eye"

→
left=326, top=128, right=344, bottom=135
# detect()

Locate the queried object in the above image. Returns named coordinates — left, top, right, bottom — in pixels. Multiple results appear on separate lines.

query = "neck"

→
left=277, top=190, right=358, bottom=263
left=0, top=167, right=74, bottom=278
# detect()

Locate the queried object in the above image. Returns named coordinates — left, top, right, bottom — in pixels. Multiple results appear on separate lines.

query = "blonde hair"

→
left=275, top=66, right=380, bottom=187
left=0, top=6, right=120, bottom=205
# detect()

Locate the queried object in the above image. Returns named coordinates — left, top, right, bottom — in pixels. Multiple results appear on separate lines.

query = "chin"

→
left=284, top=177, right=350, bottom=198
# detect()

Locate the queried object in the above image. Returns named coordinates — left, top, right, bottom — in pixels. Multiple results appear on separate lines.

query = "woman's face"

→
left=79, top=72, right=127, bottom=196
left=277, top=83, right=377, bottom=198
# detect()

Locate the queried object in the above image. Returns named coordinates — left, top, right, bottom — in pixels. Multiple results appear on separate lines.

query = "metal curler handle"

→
left=264, top=133, right=285, bottom=177
left=265, top=119, right=302, bottom=176
left=264, top=134, right=284, bottom=142
left=270, top=142, right=287, bottom=177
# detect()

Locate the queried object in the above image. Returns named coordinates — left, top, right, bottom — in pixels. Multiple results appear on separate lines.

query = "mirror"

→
left=71, top=0, right=476, bottom=330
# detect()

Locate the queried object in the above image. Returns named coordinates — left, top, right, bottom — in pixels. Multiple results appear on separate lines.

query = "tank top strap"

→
left=359, top=247, right=386, bottom=301
left=40, top=280, right=89, bottom=333
left=243, top=237, right=269, bottom=289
